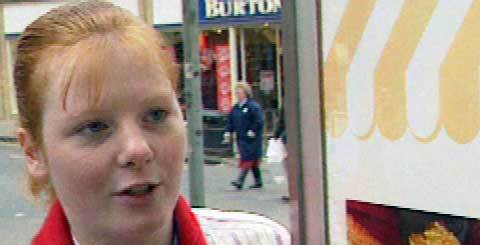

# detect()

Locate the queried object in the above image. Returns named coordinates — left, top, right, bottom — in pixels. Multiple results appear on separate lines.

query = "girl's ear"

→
left=18, top=128, right=48, bottom=181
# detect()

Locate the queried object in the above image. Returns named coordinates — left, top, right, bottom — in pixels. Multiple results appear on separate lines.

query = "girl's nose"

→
left=116, top=124, right=154, bottom=169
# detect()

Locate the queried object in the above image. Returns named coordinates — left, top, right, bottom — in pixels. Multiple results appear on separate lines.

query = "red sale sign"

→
left=215, top=44, right=232, bottom=113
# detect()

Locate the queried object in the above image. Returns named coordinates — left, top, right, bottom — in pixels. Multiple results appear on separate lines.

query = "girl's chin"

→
left=108, top=208, right=173, bottom=236
left=105, top=219, right=169, bottom=242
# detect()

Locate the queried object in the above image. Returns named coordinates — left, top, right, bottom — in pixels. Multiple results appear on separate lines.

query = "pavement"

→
left=0, top=142, right=290, bottom=244
left=183, top=157, right=291, bottom=227
left=0, top=120, right=17, bottom=142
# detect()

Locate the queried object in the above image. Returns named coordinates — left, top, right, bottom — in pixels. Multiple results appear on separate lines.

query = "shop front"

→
left=198, top=0, right=282, bottom=126
left=154, top=0, right=283, bottom=159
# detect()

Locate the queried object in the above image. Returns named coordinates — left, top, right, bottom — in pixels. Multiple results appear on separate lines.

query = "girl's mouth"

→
left=113, top=182, right=159, bottom=197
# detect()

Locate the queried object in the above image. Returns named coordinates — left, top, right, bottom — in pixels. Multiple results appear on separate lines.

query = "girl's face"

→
left=28, top=45, right=186, bottom=243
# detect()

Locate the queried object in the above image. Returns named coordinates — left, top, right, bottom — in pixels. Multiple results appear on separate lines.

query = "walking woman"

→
left=224, top=82, right=265, bottom=190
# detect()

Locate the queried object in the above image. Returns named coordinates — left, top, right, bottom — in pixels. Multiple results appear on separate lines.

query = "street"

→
left=0, top=143, right=290, bottom=244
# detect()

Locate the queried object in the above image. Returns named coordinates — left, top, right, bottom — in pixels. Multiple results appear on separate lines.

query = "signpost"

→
left=0, top=5, right=9, bottom=120
left=182, top=0, right=205, bottom=207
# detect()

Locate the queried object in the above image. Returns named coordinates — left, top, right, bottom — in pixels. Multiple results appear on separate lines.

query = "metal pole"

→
left=182, top=0, right=205, bottom=207
left=275, top=27, right=282, bottom=109
left=228, top=27, right=238, bottom=85
left=239, top=28, right=247, bottom=83
left=138, top=0, right=154, bottom=26
left=282, top=0, right=327, bottom=244
left=0, top=5, right=9, bottom=120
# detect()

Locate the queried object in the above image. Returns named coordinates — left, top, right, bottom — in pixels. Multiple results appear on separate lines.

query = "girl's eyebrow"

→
left=141, top=91, right=173, bottom=104
left=66, top=108, right=111, bottom=121
left=63, top=88, right=174, bottom=118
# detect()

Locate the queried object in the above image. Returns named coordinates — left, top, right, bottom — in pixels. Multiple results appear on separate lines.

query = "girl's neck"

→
left=71, top=219, right=174, bottom=245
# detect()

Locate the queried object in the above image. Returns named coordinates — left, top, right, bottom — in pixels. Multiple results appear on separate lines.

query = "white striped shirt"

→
left=72, top=209, right=290, bottom=245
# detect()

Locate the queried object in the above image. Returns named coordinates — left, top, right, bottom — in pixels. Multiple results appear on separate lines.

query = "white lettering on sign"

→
left=205, top=0, right=281, bottom=19
left=233, top=0, right=247, bottom=16
left=248, top=0, right=257, bottom=15
left=205, top=0, right=215, bottom=17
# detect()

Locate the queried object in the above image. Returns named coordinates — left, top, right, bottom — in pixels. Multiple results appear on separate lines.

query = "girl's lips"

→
left=113, top=181, right=160, bottom=196
left=112, top=183, right=160, bottom=206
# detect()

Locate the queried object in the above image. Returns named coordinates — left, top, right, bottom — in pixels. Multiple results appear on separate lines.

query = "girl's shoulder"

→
left=192, top=208, right=290, bottom=245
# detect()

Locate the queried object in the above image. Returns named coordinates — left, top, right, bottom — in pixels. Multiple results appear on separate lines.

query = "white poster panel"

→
left=4, top=1, right=139, bottom=35
left=110, top=0, right=139, bottom=16
left=153, top=0, right=183, bottom=25
left=4, top=3, right=63, bottom=34
left=323, top=0, right=480, bottom=244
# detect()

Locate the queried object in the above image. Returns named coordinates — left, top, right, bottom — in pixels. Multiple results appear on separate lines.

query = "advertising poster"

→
left=322, top=0, right=480, bottom=244
left=214, top=44, right=232, bottom=113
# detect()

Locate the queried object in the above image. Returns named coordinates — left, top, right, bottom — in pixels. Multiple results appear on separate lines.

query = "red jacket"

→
left=32, top=195, right=207, bottom=245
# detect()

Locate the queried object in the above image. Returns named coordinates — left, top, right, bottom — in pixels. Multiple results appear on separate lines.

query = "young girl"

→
left=14, top=1, right=292, bottom=244
left=14, top=1, right=206, bottom=244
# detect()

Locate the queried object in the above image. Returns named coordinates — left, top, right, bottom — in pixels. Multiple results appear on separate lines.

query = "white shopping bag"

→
left=265, top=139, right=287, bottom=164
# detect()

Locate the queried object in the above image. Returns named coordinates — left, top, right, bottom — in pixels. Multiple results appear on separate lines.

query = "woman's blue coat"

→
left=225, top=99, right=264, bottom=161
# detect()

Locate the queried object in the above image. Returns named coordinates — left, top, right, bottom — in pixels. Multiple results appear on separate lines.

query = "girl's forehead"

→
left=57, top=69, right=174, bottom=116
left=51, top=31, right=166, bottom=78
left=49, top=36, right=171, bottom=97
left=42, top=49, right=173, bottom=116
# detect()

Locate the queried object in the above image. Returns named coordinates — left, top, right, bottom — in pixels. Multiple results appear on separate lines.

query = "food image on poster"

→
left=409, top=222, right=460, bottom=245
left=346, top=200, right=480, bottom=245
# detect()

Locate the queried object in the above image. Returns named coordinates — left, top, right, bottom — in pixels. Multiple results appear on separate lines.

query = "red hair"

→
left=14, top=0, right=178, bottom=204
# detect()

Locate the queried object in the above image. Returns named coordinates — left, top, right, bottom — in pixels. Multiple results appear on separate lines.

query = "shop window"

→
left=242, top=27, right=280, bottom=133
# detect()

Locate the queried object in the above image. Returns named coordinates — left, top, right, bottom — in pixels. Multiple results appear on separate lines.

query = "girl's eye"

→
left=145, top=108, right=167, bottom=123
left=78, top=121, right=109, bottom=136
